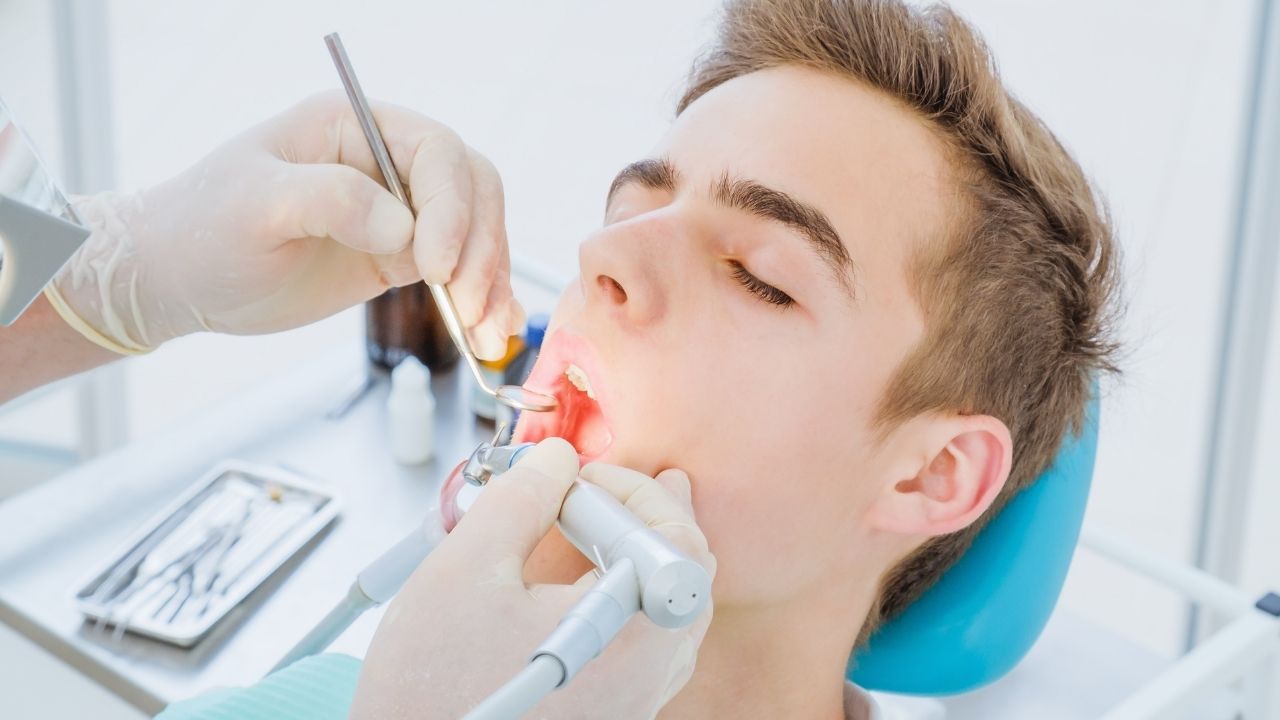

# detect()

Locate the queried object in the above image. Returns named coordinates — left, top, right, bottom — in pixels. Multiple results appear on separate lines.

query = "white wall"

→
left=947, top=0, right=1259, bottom=656
left=102, top=0, right=722, bottom=441
left=0, top=0, right=64, bottom=178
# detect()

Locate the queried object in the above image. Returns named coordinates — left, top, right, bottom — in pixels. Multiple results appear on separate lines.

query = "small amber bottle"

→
left=365, top=283, right=460, bottom=374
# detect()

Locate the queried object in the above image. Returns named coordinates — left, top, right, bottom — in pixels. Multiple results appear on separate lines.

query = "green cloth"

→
left=155, top=654, right=362, bottom=720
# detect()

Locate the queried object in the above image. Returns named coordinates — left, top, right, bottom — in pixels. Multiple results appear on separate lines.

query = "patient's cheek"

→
left=523, top=526, right=594, bottom=583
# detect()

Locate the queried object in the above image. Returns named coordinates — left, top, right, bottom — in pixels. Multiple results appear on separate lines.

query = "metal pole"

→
left=52, top=0, right=129, bottom=456
left=1190, top=0, right=1280, bottom=646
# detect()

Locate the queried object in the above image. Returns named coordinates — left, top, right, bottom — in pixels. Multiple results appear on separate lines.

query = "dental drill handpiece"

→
left=459, top=444, right=712, bottom=719
left=462, top=442, right=711, bottom=630
left=274, top=440, right=710, bottom=676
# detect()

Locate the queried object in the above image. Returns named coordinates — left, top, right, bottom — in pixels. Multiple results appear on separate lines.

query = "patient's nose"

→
left=578, top=223, right=670, bottom=327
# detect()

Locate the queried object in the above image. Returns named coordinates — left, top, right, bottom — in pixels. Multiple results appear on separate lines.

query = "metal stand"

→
left=53, top=0, right=128, bottom=456
left=1085, top=527, right=1280, bottom=719
left=1192, top=0, right=1280, bottom=644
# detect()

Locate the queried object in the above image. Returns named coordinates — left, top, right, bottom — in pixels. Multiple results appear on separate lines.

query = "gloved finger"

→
left=371, top=246, right=422, bottom=289
left=653, top=468, right=694, bottom=511
left=447, top=149, right=507, bottom=331
left=263, top=161, right=413, bottom=254
left=467, top=264, right=523, bottom=360
left=269, top=92, right=451, bottom=190
left=281, top=94, right=478, bottom=286
left=483, top=264, right=526, bottom=339
left=435, top=438, right=580, bottom=585
left=577, top=464, right=716, bottom=577
left=405, top=127, right=474, bottom=286
left=578, top=464, right=697, bottom=527
left=506, top=294, right=528, bottom=336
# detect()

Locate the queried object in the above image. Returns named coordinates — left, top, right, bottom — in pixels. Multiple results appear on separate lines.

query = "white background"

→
left=0, top=0, right=1275, bottom=716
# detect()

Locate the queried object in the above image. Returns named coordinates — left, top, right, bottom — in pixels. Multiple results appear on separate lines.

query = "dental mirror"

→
left=326, top=33, right=558, bottom=414
left=493, top=384, right=559, bottom=413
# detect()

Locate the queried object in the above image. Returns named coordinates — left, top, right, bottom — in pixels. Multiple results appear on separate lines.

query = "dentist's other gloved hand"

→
left=349, top=438, right=717, bottom=720
left=46, top=91, right=521, bottom=357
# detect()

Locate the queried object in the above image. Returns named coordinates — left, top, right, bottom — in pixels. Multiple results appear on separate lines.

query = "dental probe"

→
left=324, top=33, right=557, bottom=415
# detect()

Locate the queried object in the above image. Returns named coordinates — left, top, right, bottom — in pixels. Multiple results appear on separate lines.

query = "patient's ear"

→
left=866, top=414, right=1013, bottom=537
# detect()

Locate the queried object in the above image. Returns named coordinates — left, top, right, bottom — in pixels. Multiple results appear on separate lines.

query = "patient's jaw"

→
left=521, top=65, right=1009, bottom=638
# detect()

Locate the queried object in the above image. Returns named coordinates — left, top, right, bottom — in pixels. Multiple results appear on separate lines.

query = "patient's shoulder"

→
left=843, top=681, right=884, bottom=720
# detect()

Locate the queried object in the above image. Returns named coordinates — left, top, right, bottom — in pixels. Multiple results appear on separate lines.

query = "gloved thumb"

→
left=266, top=161, right=414, bottom=254
left=571, top=464, right=716, bottom=588
left=442, top=438, right=580, bottom=585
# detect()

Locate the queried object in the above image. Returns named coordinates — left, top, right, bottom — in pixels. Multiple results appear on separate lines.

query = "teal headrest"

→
left=848, top=396, right=1100, bottom=694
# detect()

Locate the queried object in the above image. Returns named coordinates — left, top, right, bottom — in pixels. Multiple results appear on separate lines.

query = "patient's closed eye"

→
left=729, top=260, right=794, bottom=308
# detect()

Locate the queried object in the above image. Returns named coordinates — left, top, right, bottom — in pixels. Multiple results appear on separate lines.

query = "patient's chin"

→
left=523, top=526, right=595, bottom=584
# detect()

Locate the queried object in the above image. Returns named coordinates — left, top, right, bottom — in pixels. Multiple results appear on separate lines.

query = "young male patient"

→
left=375, top=0, right=1118, bottom=717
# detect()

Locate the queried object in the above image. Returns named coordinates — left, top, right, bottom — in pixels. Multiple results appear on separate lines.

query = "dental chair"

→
left=158, top=399, right=1100, bottom=719
left=850, top=396, right=1100, bottom=694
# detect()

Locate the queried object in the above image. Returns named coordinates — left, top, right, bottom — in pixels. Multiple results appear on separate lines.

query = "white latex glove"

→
left=46, top=91, right=522, bottom=358
left=350, top=438, right=717, bottom=720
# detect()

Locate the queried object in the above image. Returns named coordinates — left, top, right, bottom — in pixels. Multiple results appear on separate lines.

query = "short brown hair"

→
left=679, top=0, right=1120, bottom=645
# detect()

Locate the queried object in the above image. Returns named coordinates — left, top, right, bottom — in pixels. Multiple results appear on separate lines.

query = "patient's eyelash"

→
left=729, top=260, right=794, bottom=308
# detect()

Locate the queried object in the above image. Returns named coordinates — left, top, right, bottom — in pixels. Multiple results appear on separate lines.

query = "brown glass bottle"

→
left=366, top=282, right=460, bottom=373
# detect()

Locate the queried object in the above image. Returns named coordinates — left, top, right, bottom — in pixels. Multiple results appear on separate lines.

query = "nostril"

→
left=596, top=275, right=627, bottom=304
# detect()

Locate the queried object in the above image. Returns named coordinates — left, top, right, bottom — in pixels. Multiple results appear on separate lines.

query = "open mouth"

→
left=439, top=329, right=614, bottom=532
left=513, top=329, right=614, bottom=465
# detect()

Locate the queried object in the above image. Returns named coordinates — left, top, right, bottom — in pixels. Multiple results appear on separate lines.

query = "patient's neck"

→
left=657, top=582, right=873, bottom=720
left=525, top=528, right=875, bottom=719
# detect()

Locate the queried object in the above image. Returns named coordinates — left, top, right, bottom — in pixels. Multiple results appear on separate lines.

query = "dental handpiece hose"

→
left=273, top=442, right=709, bottom=695
left=458, top=445, right=711, bottom=719
left=270, top=515, right=447, bottom=673
left=461, top=557, right=641, bottom=720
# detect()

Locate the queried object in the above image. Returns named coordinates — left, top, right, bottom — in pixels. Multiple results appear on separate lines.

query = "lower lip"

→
left=439, top=461, right=467, bottom=532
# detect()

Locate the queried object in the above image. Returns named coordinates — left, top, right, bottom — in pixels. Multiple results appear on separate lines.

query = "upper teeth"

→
left=565, top=364, right=596, bottom=399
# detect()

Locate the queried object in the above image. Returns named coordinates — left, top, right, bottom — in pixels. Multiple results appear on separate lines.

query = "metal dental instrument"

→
left=324, top=33, right=557, bottom=414
left=461, top=428, right=531, bottom=487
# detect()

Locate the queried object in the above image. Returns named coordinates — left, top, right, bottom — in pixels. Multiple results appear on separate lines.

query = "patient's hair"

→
left=679, top=0, right=1120, bottom=646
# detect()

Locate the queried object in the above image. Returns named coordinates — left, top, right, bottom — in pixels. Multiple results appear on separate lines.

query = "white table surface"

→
left=0, top=351, right=493, bottom=714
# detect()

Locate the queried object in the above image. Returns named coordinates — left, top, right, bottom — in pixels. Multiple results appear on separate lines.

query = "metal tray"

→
left=73, top=460, right=340, bottom=647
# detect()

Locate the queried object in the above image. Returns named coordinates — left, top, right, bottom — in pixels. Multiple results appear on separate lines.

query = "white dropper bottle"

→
left=387, top=356, right=435, bottom=465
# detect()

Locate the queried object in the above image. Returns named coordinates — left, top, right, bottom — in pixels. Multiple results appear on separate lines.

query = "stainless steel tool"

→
left=324, top=33, right=557, bottom=415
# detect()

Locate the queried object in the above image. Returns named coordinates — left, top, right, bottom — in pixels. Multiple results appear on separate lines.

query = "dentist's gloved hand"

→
left=350, top=438, right=717, bottom=720
left=46, top=91, right=521, bottom=357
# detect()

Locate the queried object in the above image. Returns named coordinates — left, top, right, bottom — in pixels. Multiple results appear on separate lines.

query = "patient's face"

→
left=516, top=66, right=954, bottom=608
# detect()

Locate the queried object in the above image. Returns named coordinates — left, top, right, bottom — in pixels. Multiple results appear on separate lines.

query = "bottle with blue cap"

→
left=495, top=313, right=550, bottom=428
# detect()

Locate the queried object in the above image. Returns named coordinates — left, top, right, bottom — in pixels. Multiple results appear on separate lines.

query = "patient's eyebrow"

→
left=607, top=158, right=680, bottom=206
left=605, top=158, right=856, bottom=298
left=712, top=173, right=856, bottom=297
